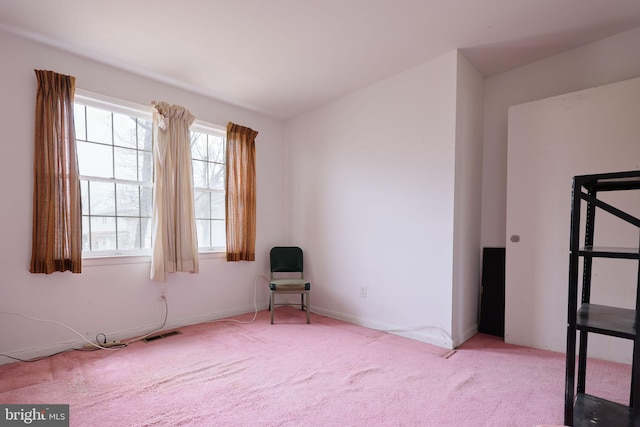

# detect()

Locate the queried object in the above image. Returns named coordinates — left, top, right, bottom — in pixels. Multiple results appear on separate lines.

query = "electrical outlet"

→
left=360, top=286, right=367, bottom=298
left=160, top=290, right=166, bottom=300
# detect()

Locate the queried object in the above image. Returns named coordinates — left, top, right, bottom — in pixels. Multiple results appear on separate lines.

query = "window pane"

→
left=141, top=217, right=152, bottom=249
left=208, top=135, right=224, bottom=163
left=117, top=217, right=141, bottom=249
left=89, top=182, right=115, bottom=216
left=90, top=216, right=117, bottom=250
left=138, top=151, right=153, bottom=182
left=209, top=163, right=224, bottom=190
left=191, top=131, right=207, bottom=160
left=140, top=186, right=152, bottom=217
left=82, top=216, right=90, bottom=251
left=113, top=113, right=137, bottom=149
left=81, top=180, right=89, bottom=215
left=74, top=104, right=86, bottom=140
left=137, top=118, right=153, bottom=151
left=212, top=219, right=225, bottom=248
left=116, top=183, right=140, bottom=216
left=114, top=146, right=138, bottom=181
left=211, top=191, right=224, bottom=219
left=194, top=190, right=210, bottom=219
left=77, top=141, right=113, bottom=178
left=192, top=159, right=207, bottom=188
left=86, top=106, right=112, bottom=144
left=196, top=219, right=210, bottom=248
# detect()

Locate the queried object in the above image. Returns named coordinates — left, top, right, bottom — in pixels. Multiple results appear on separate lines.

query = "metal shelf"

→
left=565, top=170, right=640, bottom=426
left=573, top=394, right=638, bottom=427
left=577, top=303, right=636, bottom=340
left=579, top=247, right=640, bottom=260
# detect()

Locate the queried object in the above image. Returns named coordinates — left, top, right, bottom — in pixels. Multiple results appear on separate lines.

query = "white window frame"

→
left=75, top=89, right=226, bottom=260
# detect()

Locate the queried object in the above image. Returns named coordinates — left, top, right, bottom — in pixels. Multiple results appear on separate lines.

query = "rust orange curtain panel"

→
left=30, top=70, right=82, bottom=274
left=225, top=122, right=258, bottom=262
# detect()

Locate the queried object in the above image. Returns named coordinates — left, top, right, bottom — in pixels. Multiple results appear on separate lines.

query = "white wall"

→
left=285, top=50, right=480, bottom=348
left=506, top=76, right=640, bottom=363
left=452, top=52, right=484, bottom=344
left=482, top=26, right=640, bottom=249
left=0, top=29, right=286, bottom=363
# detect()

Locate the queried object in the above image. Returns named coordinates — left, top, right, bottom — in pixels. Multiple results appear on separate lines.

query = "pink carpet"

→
left=0, top=308, right=631, bottom=426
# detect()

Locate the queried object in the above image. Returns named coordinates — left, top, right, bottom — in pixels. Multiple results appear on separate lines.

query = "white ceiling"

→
left=1, top=0, right=640, bottom=119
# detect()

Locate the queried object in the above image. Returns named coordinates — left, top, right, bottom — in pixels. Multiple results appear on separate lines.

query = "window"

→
left=191, top=125, right=226, bottom=251
left=74, top=91, right=225, bottom=257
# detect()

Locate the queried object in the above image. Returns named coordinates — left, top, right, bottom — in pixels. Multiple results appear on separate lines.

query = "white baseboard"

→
left=311, top=306, right=458, bottom=349
left=452, top=325, right=478, bottom=348
left=0, top=303, right=268, bottom=366
left=1, top=304, right=475, bottom=366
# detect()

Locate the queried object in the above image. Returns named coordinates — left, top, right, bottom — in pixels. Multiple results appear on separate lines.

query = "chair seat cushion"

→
left=270, top=279, right=311, bottom=291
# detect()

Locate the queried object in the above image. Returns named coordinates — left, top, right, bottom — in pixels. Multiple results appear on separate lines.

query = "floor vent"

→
left=142, top=330, right=182, bottom=343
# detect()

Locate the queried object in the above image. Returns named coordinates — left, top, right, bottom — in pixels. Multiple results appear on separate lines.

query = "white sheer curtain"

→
left=150, top=101, right=199, bottom=282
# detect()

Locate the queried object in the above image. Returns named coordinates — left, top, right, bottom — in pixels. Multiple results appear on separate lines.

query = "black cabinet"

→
left=565, top=170, right=640, bottom=426
left=478, top=247, right=505, bottom=337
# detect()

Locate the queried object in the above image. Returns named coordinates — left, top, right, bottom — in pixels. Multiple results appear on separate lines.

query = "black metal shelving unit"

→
left=565, top=170, right=640, bottom=426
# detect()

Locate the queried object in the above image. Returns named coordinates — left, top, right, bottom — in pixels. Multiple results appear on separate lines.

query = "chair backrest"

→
left=270, top=247, right=304, bottom=276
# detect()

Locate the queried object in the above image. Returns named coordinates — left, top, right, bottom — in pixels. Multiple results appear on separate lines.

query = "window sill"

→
left=82, top=251, right=226, bottom=267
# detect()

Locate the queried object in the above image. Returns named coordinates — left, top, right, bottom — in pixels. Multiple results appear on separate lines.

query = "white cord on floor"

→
left=0, top=275, right=265, bottom=361
left=125, top=295, right=169, bottom=344
left=0, top=311, right=123, bottom=351
left=206, top=275, right=267, bottom=324
left=0, top=294, right=171, bottom=356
